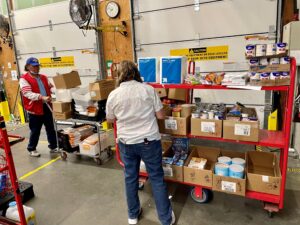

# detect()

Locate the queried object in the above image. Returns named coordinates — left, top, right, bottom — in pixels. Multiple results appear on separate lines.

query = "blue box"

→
left=160, top=57, right=187, bottom=84
left=138, top=58, right=158, bottom=83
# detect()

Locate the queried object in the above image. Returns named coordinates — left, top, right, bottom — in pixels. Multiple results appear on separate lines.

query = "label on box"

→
left=262, top=176, right=269, bottom=183
left=163, top=165, right=173, bottom=177
left=234, top=124, right=251, bottom=136
left=165, top=119, right=177, bottom=130
left=201, top=122, right=215, bottom=133
left=221, top=181, right=237, bottom=193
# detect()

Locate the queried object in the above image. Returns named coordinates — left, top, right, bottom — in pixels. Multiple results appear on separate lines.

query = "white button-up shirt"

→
left=106, top=80, right=163, bottom=144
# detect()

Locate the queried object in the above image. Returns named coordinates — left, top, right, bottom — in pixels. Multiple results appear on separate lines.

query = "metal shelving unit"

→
left=115, top=57, right=297, bottom=216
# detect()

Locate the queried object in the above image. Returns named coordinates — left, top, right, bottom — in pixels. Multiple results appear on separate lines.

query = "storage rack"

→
left=0, top=116, right=26, bottom=225
left=55, top=118, right=113, bottom=165
left=115, top=57, right=297, bottom=216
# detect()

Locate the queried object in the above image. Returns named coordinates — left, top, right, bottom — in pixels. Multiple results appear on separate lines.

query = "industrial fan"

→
left=69, top=0, right=127, bottom=36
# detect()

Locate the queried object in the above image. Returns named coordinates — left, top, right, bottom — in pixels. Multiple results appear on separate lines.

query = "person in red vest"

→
left=19, top=57, right=58, bottom=157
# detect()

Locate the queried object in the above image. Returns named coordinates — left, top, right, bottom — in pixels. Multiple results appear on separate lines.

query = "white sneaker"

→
left=170, top=211, right=175, bottom=225
left=128, top=208, right=142, bottom=225
left=29, top=150, right=41, bottom=157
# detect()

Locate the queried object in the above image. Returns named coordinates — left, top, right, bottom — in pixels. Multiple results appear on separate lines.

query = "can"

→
left=281, top=72, right=290, bottom=79
left=191, top=112, right=200, bottom=118
left=256, top=44, right=267, bottom=57
left=266, top=43, right=276, bottom=56
left=249, top=58, right=259, bottom=66
left=269, top=58, right=280, bottom=65
left=172, top=108, right=181, bottom=117
left=280, top=56, right=290, bottom=64
left=270, top=72, right=281, bottom=80
left=200, top=112, right=208, bottom=119
left=260, top=72, right=270, bottom=80
left=276, top=42, right=287, bottom=54
left=232, top=158, right=246, bottom=168
left=259, top=58, right=268, bottom=66
left=229, top=164, right=244, bottom=179
left=218, top=156, right=232, bottom=165
left=208, top=111, right=214, bottom=120
left=215, top=163, right=229, bottom=177
left=245, top=44, right=256, bottom=57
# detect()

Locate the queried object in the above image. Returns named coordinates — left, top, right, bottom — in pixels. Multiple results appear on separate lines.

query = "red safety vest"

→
left=21, top=73, right=51, bottom=115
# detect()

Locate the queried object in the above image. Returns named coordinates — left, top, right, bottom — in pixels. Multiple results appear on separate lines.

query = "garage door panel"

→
left=15, top=24, right=96, bottom=54
left=135, top=0, right=277, bottom=44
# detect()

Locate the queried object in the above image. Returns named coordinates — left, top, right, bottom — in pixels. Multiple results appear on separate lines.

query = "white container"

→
left=249, top=72, right=260, bottom=80
left=281, top=72, right=290, bottom=79
left=270, top=72, right=281, bottom=80
left=266, top=43, right=276, bottom=56
left=6, top=201, right=36, bottom=225
left=55, top=88, right=79, bottom=103
left=270, top=58, right=280, bottom=65
left=259, top=58, right=269, bottom=66
left=249, top=58, right=259, bottom=66
left=200, top=112, right=208, bottom=119
left=280, top=56, right=290, bottom=64
left=245, top=45, right=256, bottom=57
left=191, top=112, right=200, bottom=118
left=256, top=44, right=267, bottom=56
left=72, top=86, right=95, bottom=107
left=215, top=163, right=229, bottom=176
left=218, top=156, right=232, bottom=165
left=231, top=158, right=246, bottom=168
left=208, top=111, right=214, bottom=120
left=229, top=164, right=244, bottom=179
left=276, top=43, right=287, bottom=54
left=260, top=72, right=270, bottom=80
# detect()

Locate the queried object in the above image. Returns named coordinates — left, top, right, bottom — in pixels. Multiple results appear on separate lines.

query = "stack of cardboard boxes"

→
left=52, top=71, right=81, bottom=120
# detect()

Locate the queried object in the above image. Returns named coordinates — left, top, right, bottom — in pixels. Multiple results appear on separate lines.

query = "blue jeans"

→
left=119, top=140, right=172, bottom=225
left=27, top=104, right=57, bottom=151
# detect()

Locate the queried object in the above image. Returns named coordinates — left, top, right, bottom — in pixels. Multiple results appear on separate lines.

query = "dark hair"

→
left=117, top=60, right=143, bottom=86
left=24, top=64, right=29, bottom=71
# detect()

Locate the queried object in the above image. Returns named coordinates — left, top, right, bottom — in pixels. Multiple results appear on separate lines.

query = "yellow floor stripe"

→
left=20, top=156, right=61, bottom=180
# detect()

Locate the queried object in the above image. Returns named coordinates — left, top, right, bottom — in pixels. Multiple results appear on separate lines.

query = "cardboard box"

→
left=162, top=147, right=185, bottom=182
left=250, top=78, right=290, bottom=86
left=155, top=88, right=167, bottom=98
left=223, top=108, right=259, bottom=142
left=250, top=64, right=290, bottom=73
left=184, top=146, right=220, bottom=187
left=52, top=102, right=71, bottom=113
left=168, top=89, right=187, bottom=101
left=52, top=71, right=81, bottom=89
left=89, top=80, right=115, bottom=101
left=191, top=118, right=222, bottom=138
left=213, top=150, right=246, bottom=196
left=247, top=151, right=282, bottom=195
left=53, top=111, right=73, bottom=120
left=79, top=133, right=109, bottom=156
left=158, top=116, right=190, bottom=136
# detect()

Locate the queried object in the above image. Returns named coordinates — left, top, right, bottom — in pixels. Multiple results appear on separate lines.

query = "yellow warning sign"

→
left=170, top=45, right=228, bottom=61
left=39, top=56, right=75, bottom=68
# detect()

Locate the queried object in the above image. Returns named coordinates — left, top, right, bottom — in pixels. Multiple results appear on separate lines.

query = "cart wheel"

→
left=94, top=158, right=102, bottom=165
left=268, top=211, right=274, bottom=218
left=138, top=182, right=144, bottom=190
left=190, top=188, right=213, bottom=204
left=61, top=152, right=67, bottom=160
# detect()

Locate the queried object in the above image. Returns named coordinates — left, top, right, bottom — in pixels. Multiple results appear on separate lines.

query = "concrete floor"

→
left=4, top=124, right=300, bottom=225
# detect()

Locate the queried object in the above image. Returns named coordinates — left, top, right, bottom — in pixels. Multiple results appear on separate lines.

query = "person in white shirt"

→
left=106, top=60, right=175, bottom=225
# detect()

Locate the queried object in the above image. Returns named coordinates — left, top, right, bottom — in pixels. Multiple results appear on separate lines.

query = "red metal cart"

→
left=115, top=57, right=297, bottom=217
left=0, top=116, right=27, bottom=224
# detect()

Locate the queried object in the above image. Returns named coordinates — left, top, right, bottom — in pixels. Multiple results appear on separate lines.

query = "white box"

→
left=79, top=133, right=109, bottom=156
left=160, top=56, right=187, bottom=84
left=283, top=21, right=300, bottom=51
left=55, top=88, right=79, bottom=103
left=71, top=86, right=94, bottom=107
left=138, top=57, right=159, bottom=83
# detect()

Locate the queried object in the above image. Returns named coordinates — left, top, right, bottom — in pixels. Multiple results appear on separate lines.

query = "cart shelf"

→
left=188, top=130, right=285, bottom=148
left=149, top=83, right=289, bottom=91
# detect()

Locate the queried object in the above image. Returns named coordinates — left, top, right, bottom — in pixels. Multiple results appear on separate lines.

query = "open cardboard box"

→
left=247, top=151, right=282, bottom=195
left=161, top=147, right=187, bottom=182
left=223, top=107, right=259, bottom=142
left=155, top=88, right=167, bottom=98
left=89, top=80, right=115, bottom=101
left=52, top=71, right=81, bottom=89
left=191, top=118, right=223, bottom=138
left=158, top=116, right=191, bottom=136
left=168, top=88, right=188, bottom=101
left=213, top=150, right=246, bottom=196
left=183, top=146, right=220, bottom=187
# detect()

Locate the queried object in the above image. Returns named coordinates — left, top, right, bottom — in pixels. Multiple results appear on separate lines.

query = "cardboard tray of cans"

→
left=249, top=78, right=290, bottom=86
left=249, top=64, right=290, bottom=73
